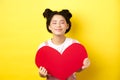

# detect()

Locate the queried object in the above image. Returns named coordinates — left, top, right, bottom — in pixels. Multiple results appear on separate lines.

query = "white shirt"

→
left=38, top=38, right=79, bottom=54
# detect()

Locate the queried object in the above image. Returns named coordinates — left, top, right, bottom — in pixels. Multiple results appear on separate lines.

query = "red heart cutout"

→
left=35, top=43, right=88, bottom=80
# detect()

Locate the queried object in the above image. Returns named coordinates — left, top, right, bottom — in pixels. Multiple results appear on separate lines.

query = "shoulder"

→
left=37, top=42, right=46, bottom=50
left=37, top=40, right=50, bottom=50
left=66, top=38, right=86, bottom=48
left=66, top=38, right=80, bottom=43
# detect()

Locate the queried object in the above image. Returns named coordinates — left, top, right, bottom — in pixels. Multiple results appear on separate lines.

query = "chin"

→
left=54, top=33, right=64, bottom=36
left=54, top=32, right=64, bottom=35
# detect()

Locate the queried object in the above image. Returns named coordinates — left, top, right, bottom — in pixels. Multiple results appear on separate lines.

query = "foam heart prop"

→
left=35, top=43, right=88, bottom=79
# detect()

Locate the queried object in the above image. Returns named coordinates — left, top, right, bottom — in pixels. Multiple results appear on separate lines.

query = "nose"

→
left=56, top=23, right=61, bottom=27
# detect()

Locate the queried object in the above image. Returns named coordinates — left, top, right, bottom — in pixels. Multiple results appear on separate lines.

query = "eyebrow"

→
left=52, top=20, right=65, bottom=22
left=60, top=20, right=65, bottom=22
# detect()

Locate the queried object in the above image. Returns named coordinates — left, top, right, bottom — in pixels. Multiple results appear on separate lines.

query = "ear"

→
left=49, top=25, right=52, bottom=30
left=66, top=24, right=69, bottom=29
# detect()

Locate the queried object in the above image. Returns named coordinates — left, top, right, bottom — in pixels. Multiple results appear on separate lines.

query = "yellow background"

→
left=0, top=0, right=120, bottom=80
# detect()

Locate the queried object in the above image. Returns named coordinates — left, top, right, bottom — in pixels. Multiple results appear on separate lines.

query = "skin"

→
left=48, top=14, right=69, bottom=45
left=39, top=14, right=90, bottom=77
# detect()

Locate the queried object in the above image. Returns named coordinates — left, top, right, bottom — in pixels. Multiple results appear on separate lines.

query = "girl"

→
left=35, top=8, right=90, bottom=80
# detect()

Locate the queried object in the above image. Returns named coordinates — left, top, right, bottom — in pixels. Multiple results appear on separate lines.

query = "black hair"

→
left=43, top=8, right=72, bottom=33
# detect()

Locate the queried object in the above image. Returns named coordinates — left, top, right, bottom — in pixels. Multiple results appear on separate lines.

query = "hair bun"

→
left=43, top=8, right=53, bottom=18
left=60, top=9, right=72, bottom=19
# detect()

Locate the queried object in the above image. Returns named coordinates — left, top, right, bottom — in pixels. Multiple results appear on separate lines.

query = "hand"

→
left=39, top=66, right=48, bottom=77
left=82, top=58, right=90, bottom=69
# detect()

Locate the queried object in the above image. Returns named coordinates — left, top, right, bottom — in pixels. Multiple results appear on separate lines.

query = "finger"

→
left=39, top=66, right=44, bottom=73
left=42, top=67, right=47, bottom=76
left=39, top=66, right=48, bottom=76
left=42, top=67, right=47, bottom=74
left=39, top=66, right=43, bottom=71
left=83, top=58, right=90, bottom=65
left=44, top=69, right=47, bottom=75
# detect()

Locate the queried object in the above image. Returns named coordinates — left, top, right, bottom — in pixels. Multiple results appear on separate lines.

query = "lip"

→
left=55, top=29, right=62, bottom=31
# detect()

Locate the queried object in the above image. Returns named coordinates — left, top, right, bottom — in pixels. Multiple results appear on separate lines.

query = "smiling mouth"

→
left=55, top=29, right=62, bottom=31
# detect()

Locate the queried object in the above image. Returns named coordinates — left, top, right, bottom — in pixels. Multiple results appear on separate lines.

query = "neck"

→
left=51, top=35, right=66, bottom=45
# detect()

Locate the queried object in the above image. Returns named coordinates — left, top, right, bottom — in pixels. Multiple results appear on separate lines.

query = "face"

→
left=49, top=14, right=69, bottom=36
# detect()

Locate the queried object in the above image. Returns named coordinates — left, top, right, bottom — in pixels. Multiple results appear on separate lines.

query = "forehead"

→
left=51, top=14, right=66, bottom=21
